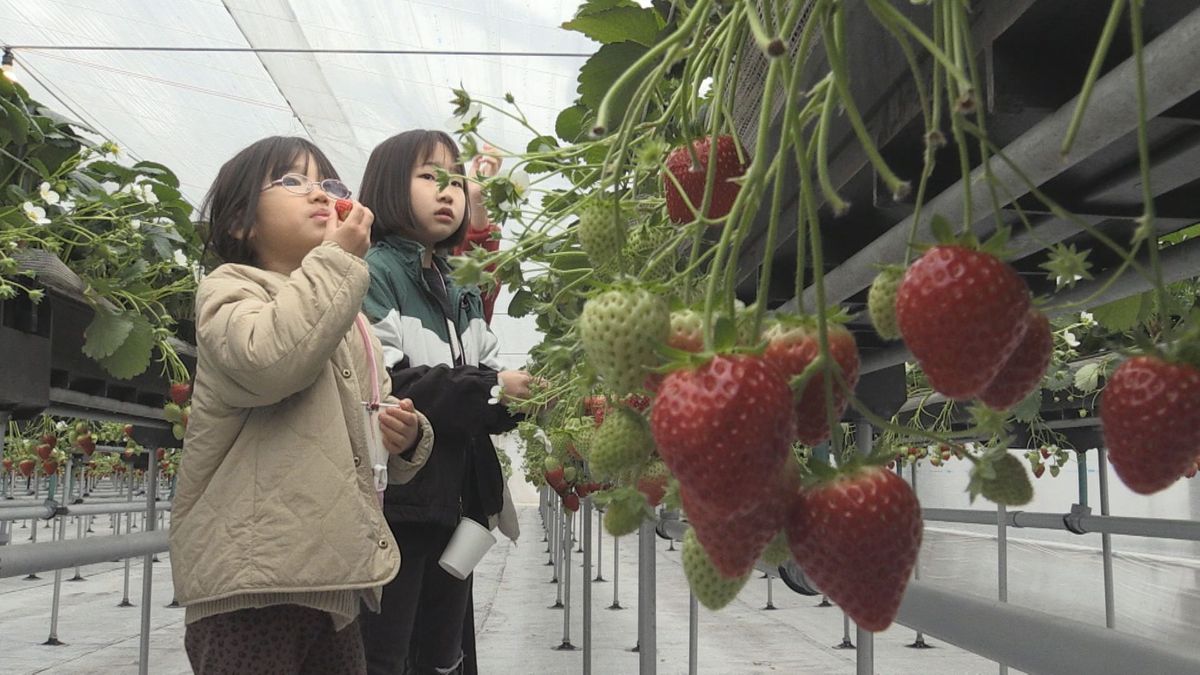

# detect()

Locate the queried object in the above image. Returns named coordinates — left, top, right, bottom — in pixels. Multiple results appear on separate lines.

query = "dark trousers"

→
left=185, top=605, right=365, bottom=675
left=362, top=522, right=472, bottom=674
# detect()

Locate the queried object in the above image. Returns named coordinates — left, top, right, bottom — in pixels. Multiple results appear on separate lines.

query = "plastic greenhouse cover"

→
left=0, top=0, right=598, bottom=205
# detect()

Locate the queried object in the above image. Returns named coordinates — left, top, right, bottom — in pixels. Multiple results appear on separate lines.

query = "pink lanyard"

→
left=353, top=314, right=382, bottom=409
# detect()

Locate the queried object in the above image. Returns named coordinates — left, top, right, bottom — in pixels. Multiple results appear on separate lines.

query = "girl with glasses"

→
left=170, top=136, right=436, bottom=674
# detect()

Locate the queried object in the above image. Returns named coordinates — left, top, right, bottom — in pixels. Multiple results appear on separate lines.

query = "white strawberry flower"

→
left=172, top=249, right=189, bottom=267
left=1064, top=331, right=1080, bottom=348
left=1079, top=311, right=1095, bottom=326
left=141, top=184, right=159, bottom=204
left=58, top=198, right=76, bottom=213
left=488, top=384, right=503, bottom=406
left=130, top=219, right=142, bottom=231
left=22, top=201, right=50, bottom=225
left=39, top=182, right=60, bottom=205
left=508, top=170, right=529, bottom=198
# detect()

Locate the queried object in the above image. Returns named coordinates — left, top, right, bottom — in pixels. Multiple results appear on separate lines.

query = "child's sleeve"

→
left=196, top=242, right=368, bottom=407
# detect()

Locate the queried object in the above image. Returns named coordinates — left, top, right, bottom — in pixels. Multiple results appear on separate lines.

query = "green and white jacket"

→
left=363, top=235, right=519, bottom=537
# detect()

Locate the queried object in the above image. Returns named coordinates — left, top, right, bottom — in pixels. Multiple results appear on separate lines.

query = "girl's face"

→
left=408, top=143, right=466, bottom=249
left=252, top=154, right=344, bottom=273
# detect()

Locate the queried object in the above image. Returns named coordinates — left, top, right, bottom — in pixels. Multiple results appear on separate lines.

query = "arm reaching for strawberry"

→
left=467, top=145, right=501, bottom=233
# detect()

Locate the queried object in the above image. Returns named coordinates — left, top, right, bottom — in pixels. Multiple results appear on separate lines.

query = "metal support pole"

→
left=138, top=464, right=158, bottom=675
left=688, top=592, right=698, bottom=675
left=1077, top=450, right=1089, bottom=507
left=998, top=503, right=1009, bottom=675
left=764, top=574, right=776, bottom=610
left=835, top=612, right=855, bottom=649
left=609, top=531, right=623, bottom=610
left=855, top=422, right=875, bottom=673
left=556, top=509, right=576, bottom=650
left=120, top=469, right=135, bottom=607
left=582, top=498, right=592, bottom=672
left=1098, top=446, right=1116, bottom=629
left=594, top=506, right=605, bottom=581
left=70, top=459, right=85, bottom=581
left=818, top=594, right=832, bottom=607
left=907, top=460, right=930, bottom=648
left=44, top=453, right=75, bottom=645
left=637, top=519, right=656, bottom=675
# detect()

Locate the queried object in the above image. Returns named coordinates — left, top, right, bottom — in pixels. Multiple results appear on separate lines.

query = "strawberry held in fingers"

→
left=651, top=353, right=794, bottom=514
left=335, top=198, right=353, bottom=220
left=1101, top=355, right=1200, bottom=494
left=896, top=244, right=1030, bottom=399
left=788, top=464, right=923, bottom=632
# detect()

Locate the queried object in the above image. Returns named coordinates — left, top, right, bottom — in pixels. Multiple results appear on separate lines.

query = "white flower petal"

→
left=172, top=249, right=189, bottom=267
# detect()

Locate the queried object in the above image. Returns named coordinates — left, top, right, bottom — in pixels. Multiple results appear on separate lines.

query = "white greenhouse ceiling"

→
left=0, top=0, right=603, bottom=206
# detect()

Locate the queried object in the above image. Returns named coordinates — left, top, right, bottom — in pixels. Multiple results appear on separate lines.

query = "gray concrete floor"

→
left=1, top=498, right=1017, bottom=675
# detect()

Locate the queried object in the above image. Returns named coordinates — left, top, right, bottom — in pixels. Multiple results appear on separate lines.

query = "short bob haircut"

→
left=359, top=129, right=470, bottom=251
left=199, top=136, right=339, bottom=266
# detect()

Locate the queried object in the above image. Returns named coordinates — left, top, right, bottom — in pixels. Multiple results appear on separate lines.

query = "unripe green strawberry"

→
left=589, top=406, right=654, bottom=482
left=624, top=222, right=677, bottom=282
left=668, top=309, right=704, bottom=352
left=603, top=493, right=648, bottom=536
left=580, top=288, right=669, bottom=394
left=683, top=529, right=750, bottom=610
left=760, top=531, right=791, bottom=566
left=577, top=202, right=625, bottom=270
left=868, top=266, right=904, bottom=341
left=971, top=453, right=1033, bottom=506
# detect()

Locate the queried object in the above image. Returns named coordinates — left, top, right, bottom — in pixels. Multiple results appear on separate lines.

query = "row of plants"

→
left=449, top=0, right=1200, bottom=630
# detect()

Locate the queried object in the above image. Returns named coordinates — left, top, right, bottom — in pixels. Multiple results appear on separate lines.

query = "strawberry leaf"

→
left=1090, top=293, right=1145, bottom=332
left=97, top=316, right=154, bottom=380
left=82, top=309, right=134, bottom=360
left=578, top=42, right=648, bottom=116
left=1073, top=362, right=1102, bottom=393
left=562, top=5, right=662, bottom=47
left=929, top=214, right=955, bottom=244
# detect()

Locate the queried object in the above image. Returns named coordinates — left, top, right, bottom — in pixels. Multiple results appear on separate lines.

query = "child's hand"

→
left=470, top=144, right=502, bottom=179
left=380, top=399, right=421, bottom=455
left=324, top=199, right=374, bottom=258
left=497, top=370, right=534, bottom=402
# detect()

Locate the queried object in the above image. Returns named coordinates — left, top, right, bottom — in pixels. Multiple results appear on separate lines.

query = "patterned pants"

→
left=185, top=604, right=366, bottom=675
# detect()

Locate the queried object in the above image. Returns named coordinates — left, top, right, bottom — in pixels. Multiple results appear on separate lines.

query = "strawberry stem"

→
left=1127, top=0, right=1168, bottom=320
left=1061, top=0, right=1126, bottom=157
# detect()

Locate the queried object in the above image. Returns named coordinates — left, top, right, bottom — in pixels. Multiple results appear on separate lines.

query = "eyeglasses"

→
left=264, top=173, right=352, bottom=199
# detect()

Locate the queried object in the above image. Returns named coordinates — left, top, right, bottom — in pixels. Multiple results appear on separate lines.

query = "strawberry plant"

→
left=0, top=74, right=199, bottom=382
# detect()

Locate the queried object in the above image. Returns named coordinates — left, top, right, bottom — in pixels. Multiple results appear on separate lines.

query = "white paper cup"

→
left=438, top=518, right=497, bottom=580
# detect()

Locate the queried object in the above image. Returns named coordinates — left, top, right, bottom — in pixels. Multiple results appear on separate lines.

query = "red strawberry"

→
left=36, top=443, right=53, bottom=461
left=169, top=382, right=191, bottom=406
left=1100, top=355, right=1200, bottom=494
left=156, top=448, right=166, bottom=461
left=763, top=321, right=860, bottom=446
left=663, top=135, right=746, bottom=225
left=1032, top=462, right=1045, bottom=478
left=2, top=458, right=12, bottom=471
left=584, top=395, right=608, bottom=427
left=681, top=478, right=787, bottom=579
left=78, top=435, right=96, bottom=456
left=18, top=459, right=35, bottom=477
left=562, top=492, right=581, bottom=512
left=651, top=354, right=794, bottom=515
left=123, top=424, right=135, bottom=438
left=896, top=245, right=1031, bottom=399
left=788, top=466, right=923, bottom=632
left=335, top=198, right=353, bottom=220
left=41, top=434, right=57, bottom=447
left=979, top=309, right=1052, bottom=410
left=42, top=459, right=59, bottom=475
left=636, top=461, right=670, bottom=508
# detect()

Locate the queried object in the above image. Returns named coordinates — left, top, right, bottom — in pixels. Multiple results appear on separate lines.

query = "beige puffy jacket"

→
left=169, top=242, right=433, bottom=609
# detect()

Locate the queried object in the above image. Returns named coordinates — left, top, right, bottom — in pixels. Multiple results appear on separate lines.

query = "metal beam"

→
left=0, top=530, right=168, bottom=578
left=784, top=5, right=1200, bottom=313
left=896, top=581, right=1200, bottom=675
left=923, top=507, right=1200, bottom=542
